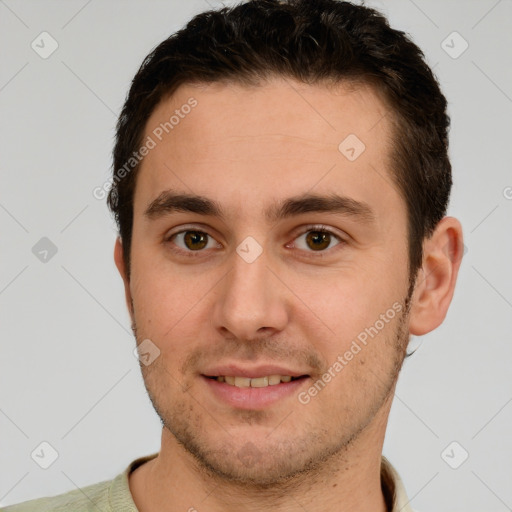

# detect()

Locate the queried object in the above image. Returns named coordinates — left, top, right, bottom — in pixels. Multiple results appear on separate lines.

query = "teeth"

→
left=250, top=376, right=268, bottom=388
left=234, top=377, right=251, bottom=388
left=268, top=375, right=281, bottom=386
left=216, top=375, right=297, bottom=387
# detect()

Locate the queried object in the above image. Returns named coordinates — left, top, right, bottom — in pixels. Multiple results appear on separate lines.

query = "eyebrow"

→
left=144, top=190, right=375, bottom=224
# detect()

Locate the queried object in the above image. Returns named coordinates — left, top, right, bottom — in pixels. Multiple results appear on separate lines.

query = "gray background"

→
left=1, top=0, right=511, bottom=510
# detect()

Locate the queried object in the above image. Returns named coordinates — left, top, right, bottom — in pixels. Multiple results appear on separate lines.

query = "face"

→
left=122, top=78, right=413, bottom=485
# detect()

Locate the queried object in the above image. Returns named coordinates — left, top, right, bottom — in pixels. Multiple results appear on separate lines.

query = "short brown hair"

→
left=108, top=0, right=451, bottom=280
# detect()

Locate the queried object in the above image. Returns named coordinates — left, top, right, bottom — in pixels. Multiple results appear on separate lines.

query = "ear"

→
left=114, top=237, right=134, bottom=322
left=409, top=217, right=464, bottom=336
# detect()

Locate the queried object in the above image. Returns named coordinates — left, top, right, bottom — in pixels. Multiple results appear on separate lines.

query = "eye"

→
left=165, top=225, right=344, bottom=258
left=167, top=230, right=220, bottom=253
left=291, top=226, right=343, bottom=253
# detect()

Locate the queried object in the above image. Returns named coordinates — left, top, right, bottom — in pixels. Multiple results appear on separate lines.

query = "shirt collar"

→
left=111, top=453, right=412, bottom=511
left=381, top=455, right=414, bottom=512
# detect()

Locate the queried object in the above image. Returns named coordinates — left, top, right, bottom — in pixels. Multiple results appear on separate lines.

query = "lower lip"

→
left=202, top=376, right=308, bottom=409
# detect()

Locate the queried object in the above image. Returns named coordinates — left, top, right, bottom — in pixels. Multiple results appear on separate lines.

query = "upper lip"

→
left=202, top=364, right=309, bottom=379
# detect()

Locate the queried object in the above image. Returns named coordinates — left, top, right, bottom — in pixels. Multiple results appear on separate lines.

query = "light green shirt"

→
left=2, top=453, right=414, bottom=511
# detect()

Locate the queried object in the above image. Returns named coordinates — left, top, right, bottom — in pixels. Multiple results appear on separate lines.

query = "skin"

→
left=114, top=77, right=463, bottom=512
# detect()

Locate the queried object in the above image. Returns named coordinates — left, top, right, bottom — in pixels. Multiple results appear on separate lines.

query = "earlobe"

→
left=114, top=237, right=134, bottom=320
left=409, top=217, right=464, bottom=336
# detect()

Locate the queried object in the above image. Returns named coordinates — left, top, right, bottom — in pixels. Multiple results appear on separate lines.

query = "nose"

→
left=212, top=246, right=290, bottom=341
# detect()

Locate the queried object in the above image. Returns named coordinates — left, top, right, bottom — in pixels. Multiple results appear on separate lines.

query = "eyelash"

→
left=164, top=225, right=346, bottom=259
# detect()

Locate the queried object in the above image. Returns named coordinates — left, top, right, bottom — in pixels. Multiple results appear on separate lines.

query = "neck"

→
left=129, top=403, right=392, bottom=512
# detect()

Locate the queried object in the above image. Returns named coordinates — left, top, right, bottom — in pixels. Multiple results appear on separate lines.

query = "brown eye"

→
left=183, top=231, right=208, bottom=250
left=169, top=230, right=218, bottom=253
left=292, top=228, right=342, bottom=253
left=305, top=231, right=332, bottom=251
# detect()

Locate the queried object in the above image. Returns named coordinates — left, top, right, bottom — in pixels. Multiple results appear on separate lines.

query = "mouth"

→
left=201, top=371, right=310, bottom=409
left=204, top=374, right=308, bottom=388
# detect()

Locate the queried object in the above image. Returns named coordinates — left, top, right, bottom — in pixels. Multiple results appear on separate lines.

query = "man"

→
left=4, top=0, right=463, bottom=510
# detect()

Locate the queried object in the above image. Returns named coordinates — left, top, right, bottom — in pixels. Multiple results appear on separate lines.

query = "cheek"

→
left=319, top=263, right=405, bottom=321
left=129, top=252, right=220, bottom=344
left=309, top=271, right=408, bottom=382
left=313, top=307, right=406, bottom=402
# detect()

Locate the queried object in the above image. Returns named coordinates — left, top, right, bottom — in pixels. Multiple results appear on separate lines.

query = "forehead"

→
left=134, top=77, right=400, bottom=223
left=149, top=77, right=390, bottom=155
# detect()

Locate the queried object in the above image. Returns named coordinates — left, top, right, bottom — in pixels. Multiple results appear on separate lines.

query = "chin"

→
left=194, top=447, right=315, bottom=487
left=171, top=423, right=350, bottom=489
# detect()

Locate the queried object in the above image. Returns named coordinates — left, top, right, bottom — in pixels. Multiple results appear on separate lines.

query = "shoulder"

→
left=1, top=453, right=159, bottom=512
left=1, top=478, right=112, bottom=512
